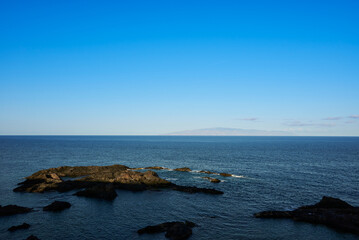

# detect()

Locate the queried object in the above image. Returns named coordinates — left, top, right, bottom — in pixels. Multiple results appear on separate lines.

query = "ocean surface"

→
left=0, top=136, right=359, bottom=240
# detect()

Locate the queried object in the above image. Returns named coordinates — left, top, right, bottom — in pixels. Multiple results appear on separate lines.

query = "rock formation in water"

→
left=43, top=201, right=71, bottom=211
left=138, top=221, right=196, bottom=240
left=8, top=222, right=30, bottom=232
left=254, top=196, right=359, bottom=235
left=0, top=205, right=33, bottom=216
left=201, top=177, right=220, bottom=183
left=174, top=167, right=192, bottom=172
left=14, top=165, right=223, bottom=199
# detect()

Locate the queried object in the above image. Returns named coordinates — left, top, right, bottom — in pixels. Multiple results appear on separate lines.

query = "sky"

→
left=1, top=0, right=359, bottom=136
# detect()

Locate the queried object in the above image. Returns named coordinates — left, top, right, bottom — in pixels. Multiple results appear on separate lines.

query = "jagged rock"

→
left=0, top=205, right=33, bottom=216
left=8, top=223, right=30, bottom=232
left=43, top=201, right=71, bottom=211
left=138, top=221, right=196, bottom=240
left=26, top=235, right=40, bottom=240
left=219, top=173, right=232, bottom=177
left=254, top=196, right=359, bottom=235
left=172, top=185, right=223, bottom=194
left=174, top=167, right=191, bottom=172
left=201, top=177, right=220, bottom=183
left=75, top=184, right=118, bottom=200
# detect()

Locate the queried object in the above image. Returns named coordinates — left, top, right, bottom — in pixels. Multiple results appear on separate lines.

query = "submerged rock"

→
left=43, top=201, right=71, bottom=211
left=201, top=177, right=220, bottom=183
left=255, top=196, right=359, bottom=235
left=172, top=185, right=223, bottom=194
left=0, top=205, right=33, bottom=216
left=26, top=235, right=40, bottom=240
left=199, top=170, right=216, bottom=175
left=138, top=221, right=196, bottom=240
left=144, top=166, right=167, bottom=170
left=8, top=222, right=30, bottom=232
left=75, top=184, right=118, bottom=200
left=174, top=167, right=191, bottom=172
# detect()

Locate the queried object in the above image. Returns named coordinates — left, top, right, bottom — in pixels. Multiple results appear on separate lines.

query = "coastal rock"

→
left=254, top=196, right=359, bottom=235
left=8, top=222, right=30, bottom=232
left=26, top=235, right=40, bottom=240
left=201, top=177, right=220, bottom=183
left=174, top=167, right=191, bottom=172
left=219, top=173, right=232, bottom=177
left=199, top=170, right=216, bottom=175
left=43, top=201, right=71, bottom=211
left=0, top=205, right=33, bottom=216
left=138, top=221, right=196, bottom=240
left=75, top=184, right=118, bottom=200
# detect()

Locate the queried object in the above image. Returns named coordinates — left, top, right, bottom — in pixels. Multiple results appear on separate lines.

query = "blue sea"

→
left=0, top=136, right=359, bottom=240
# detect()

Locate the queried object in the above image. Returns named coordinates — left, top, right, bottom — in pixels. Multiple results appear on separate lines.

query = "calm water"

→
left=0, top=136, right=359, bottom=240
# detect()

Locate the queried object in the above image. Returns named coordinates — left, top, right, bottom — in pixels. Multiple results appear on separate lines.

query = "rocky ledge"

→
left=14, top=165, right=223, bottom=200
left=138, top=220, right=196, bottom=240
left=0, top=205, right=33, bottom=216
left=254, top=196, right=359, bottom=235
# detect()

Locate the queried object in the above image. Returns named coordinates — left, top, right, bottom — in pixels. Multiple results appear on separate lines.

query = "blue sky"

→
left=1, top=0, right=359, bottom=135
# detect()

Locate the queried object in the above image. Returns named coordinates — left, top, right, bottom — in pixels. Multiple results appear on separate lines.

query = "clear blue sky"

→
left=1, top=0, right=358, bottom=135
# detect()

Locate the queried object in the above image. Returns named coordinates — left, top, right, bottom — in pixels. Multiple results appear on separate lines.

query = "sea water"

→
left=0, top=136, right=358, bottom=239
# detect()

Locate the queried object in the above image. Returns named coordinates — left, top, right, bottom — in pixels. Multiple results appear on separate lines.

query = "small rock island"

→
left=14, top=164, right=223, bottom=200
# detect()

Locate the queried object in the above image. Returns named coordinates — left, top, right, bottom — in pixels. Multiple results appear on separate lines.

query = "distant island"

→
left=166, top=127, right=293, bottom=136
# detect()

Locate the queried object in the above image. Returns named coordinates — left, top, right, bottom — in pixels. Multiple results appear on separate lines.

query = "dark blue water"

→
left=0, top=136, right=359, bottom=239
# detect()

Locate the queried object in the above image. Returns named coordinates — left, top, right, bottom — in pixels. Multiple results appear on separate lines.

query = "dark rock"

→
left=43, top=201, right=71, bottom=211
left=174, top=167, right=191, bottom=172
left=75, top=184, right=118, bottom=200
left=172, top=185, right=223, bottom=194
left=138, top=221, right=196, bottom=240
left=219, top=173, right=232, bottom=177
left=8, top=223, right=30, bottom=232
left=201, top=177, right=220, bottom=183
left=26, top=235, right=40, bottom=240
left=0, top=205, right=33, bottom=216
left=254, top=196, right=359, bottom=235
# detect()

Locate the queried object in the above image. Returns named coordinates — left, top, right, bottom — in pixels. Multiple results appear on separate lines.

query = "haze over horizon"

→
left=1, top=1, right=359, bottom=136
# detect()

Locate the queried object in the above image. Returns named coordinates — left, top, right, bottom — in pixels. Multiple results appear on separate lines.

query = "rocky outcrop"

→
left=144, top=166, right=169, bottom=170
left=43, top=201, right=71, bottom=211
left=75, top=184, right=118, bottom=200
left=254, top=196, right=359, bottom=235
left=174, top=167, right=191, bottom=172
left=14, top=165, right=223, bottom=198
left=8, top=222, right=30, bottom=232
left=219, top=173, right=232, bottom=177
left=138, top=221, right=196, bottom=240
left=26, top=235, right=40, bottom=240
left=201, top=177, right=220, bottom=183
left=0, top=205, right=33, bottom=216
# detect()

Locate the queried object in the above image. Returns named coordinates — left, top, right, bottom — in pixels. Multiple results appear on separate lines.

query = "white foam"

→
left=232, top=175, right=246, bottom=178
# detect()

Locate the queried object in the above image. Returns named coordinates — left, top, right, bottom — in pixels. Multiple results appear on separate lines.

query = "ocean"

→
left=0, top=136, right=358, bottom=239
